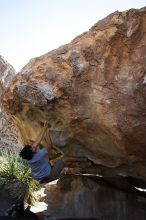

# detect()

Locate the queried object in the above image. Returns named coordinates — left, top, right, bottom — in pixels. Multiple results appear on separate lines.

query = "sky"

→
left=0, top=0, right=146, bottom=72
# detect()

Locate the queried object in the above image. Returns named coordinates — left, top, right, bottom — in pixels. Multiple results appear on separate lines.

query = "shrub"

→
left=0, top=148, right=39, bottom=204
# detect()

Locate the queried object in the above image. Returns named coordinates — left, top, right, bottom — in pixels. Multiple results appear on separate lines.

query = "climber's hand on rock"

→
left=44, top=122, right=48, bottom=128
left=40, top=121, right=48, bottom=129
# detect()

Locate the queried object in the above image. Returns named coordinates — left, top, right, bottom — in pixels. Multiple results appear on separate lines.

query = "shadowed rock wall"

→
left=44, top=175, right=146, bottom=220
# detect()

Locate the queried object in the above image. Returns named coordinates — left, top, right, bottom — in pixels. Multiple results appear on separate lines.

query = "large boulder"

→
left=2, top=8, right=146, bottom=183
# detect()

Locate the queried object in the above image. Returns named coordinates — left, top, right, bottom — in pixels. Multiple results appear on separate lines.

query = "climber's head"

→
left=19, top=145, right=34, bottom=160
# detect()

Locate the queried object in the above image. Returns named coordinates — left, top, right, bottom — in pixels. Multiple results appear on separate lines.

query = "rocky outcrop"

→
left=43, top=175, right=146, bottom=220
left=0, top=55, right=16, bottom=93
left=0, top=56, right=21, bottom=151
left=2, top=8, right=146, bottom=185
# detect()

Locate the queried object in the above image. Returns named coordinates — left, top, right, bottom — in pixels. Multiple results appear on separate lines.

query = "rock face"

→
left=0, top=55, right=16, bottom=93
left=2, top=8, right=146, bottom=184
left=0, top=56, right=21, bottom=151
left=44, top=175, right=146, bottom=220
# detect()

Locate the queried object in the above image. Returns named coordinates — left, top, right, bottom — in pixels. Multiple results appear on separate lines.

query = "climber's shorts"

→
left=40, top=159, right=65, bottom=183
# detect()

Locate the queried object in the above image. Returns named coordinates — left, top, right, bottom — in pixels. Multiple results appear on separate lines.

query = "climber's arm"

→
left=33, top=123, right=48, bottom=150
left=44, top=128, right=53, bottom=151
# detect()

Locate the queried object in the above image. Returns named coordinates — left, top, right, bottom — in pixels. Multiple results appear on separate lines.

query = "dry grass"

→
left=0, top=148, right=39, bottom=204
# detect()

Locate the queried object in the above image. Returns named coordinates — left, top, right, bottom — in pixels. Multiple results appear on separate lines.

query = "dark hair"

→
left=19, top=145, right=34, bottom=160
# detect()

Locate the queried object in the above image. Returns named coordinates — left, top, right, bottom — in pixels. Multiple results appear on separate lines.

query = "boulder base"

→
left=43, top=175, right=146, bottom=220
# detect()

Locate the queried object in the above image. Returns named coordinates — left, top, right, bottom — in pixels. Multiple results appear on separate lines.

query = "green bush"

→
left=0, top=148, right=39, bottom=204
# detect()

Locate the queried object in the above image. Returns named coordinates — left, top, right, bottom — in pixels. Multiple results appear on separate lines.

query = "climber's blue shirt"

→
left=28, top=148, right=51, bottom=180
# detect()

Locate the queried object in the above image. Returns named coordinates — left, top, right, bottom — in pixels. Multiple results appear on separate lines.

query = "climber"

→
left=19, top=123, right=86, bottom=183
